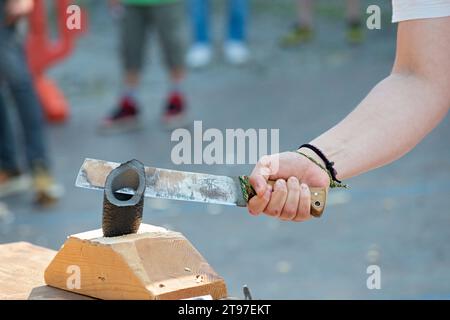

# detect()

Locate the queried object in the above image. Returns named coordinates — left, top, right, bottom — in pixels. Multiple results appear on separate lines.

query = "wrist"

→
left=296, top=145, right=348, bottom=189
left=297, top=147, right=327, bottom=170
left=293, top=149, right=330, bottom=188
left=296, top=147, right=329, bottom=179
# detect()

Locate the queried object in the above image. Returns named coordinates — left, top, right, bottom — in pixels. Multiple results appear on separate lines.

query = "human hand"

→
left=247, top=150, right=330, bottom=222
left=6, top=0, right=34, bottom=24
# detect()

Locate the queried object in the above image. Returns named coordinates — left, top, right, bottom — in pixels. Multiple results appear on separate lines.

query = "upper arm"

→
left=393, top=17, right=450, bottom=103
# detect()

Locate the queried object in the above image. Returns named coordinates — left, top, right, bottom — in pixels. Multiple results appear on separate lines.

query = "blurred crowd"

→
left=0, top=0, right=365, bottom=207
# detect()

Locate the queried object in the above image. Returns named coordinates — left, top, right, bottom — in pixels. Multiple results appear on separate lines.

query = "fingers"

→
left=279, top=177, right=301, bottom=221
left=264, top=179, right=288, bottom=217
left=249, top=155, right=272, bottom=197
left=247, top=153, right=315, bottom=221
left=250, top=179, right=312, bottom=223
left=294, top=183, right=312, bottom=222
left=247, top=184, right=272, bottom=216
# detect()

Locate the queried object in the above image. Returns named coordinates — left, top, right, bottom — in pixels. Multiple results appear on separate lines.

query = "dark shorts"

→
left=121, top=3, right=186, bottom=72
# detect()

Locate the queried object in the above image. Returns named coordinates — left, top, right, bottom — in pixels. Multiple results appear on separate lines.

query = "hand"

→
left=6, top=0, right=34, bottom=24
left=247, top=150, right=330, bottom=222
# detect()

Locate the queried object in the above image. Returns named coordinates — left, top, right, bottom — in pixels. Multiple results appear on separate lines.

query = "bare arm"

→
left=311, top=17, right=450, bottom=180
left=248, top=17, right=450, bottom=221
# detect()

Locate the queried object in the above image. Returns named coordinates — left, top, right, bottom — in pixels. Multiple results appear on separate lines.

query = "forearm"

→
left=248, top=18, right=450, bottom=220
left=310, top=72, right=449, bottom=180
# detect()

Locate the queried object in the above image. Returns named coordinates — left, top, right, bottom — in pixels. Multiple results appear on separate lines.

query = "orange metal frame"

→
left=26, top=0, right=87, bottom=123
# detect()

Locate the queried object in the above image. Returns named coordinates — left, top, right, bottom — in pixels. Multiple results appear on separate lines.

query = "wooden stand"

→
left=44, top=224, right=228, bottom=300
left=0, top=242, right=90, bottom=300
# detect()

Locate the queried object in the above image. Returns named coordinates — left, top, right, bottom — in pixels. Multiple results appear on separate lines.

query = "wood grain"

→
left=0, top=242, right=90, bottom=300
left=44, top=224, right=228, bottom=300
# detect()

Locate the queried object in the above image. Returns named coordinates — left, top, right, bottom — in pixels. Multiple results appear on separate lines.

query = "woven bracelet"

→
left=295, top=150, right=348, bottom=189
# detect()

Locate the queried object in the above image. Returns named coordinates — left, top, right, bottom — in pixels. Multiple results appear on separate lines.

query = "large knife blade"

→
left=75, top=158, right=327, bottom=217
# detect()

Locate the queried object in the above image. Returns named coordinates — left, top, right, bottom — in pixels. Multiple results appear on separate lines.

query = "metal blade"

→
left=76, top=158, right=246, bottom=207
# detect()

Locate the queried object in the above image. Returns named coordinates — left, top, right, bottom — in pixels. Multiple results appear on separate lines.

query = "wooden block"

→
left=44, top=224, right=228, bottom=300
left=0, top=242, right=90, bottom=300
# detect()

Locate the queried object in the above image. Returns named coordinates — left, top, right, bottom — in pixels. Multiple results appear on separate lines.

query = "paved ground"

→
left=1, top=0, right=450, bottom=299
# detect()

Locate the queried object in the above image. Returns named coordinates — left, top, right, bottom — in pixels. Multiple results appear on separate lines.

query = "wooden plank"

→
left=0, top=242, right=91, bottom=300
left=44, top=224, right=228, bottom=300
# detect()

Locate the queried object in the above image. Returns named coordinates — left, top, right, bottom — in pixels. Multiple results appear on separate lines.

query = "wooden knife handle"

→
left=239, top=176, right=327, bottom=218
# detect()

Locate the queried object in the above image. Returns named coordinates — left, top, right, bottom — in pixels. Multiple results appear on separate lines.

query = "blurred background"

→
left=1, top=0, right=450, bottom=299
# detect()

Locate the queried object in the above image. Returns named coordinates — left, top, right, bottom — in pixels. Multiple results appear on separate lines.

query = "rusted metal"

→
left=77, top=158, right=327, bottom=217
left=102, top=159, right=146, bottom=237
left=77, top=158, right=245, bottom=207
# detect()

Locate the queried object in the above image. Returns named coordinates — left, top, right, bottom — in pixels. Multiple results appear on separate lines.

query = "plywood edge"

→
left=112, top=237, right=228, bottom=300
left=44, top=236, right=152, bottom=299
left=70, top=224, right=183, bottom=244
left=44, top=224, right=228, bottom=300
left=0, top=242, right=57, bottom=300
left=156, top=279, right=228, bottom=300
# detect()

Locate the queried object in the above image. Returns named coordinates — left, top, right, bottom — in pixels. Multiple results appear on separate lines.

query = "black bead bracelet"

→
left=298, top=144, right=342, bottom=184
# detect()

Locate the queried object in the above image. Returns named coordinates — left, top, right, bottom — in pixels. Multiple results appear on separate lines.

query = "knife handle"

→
left=239, top=176, right=327, bottom=218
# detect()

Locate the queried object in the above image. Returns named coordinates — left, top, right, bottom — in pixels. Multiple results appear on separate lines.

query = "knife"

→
left=75, top=158, right=327, bottom=217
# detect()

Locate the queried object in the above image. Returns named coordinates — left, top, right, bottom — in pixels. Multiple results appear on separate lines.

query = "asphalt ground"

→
left=1, top=1, right=449, bottom=299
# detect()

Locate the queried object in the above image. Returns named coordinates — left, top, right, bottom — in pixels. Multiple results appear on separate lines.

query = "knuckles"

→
left=287, top=177, right=301, bottom=190
left=282, top=206, right=297, bottom=219
left=275, top=179, right=287, bottom=192
left=265, top=208, right=280, bottom=217
left=258, top=155, right=272, bottom=167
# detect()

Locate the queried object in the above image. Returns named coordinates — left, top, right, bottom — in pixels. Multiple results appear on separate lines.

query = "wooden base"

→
left=0, top=242, right=88, bottom=300
left=44, top=224, right=228, bottom=300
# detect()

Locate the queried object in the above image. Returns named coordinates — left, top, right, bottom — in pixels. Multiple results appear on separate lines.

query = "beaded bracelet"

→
left=296, top=147, right=348, bottom=189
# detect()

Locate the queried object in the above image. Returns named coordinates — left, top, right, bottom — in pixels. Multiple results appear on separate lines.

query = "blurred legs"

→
left=189, top=0, right=210, bottom=44
left=280, top=0, right=314, bottom=47
left=346, top=0, right=363, bottom=44
left=0, top=29, right=59, bottom=204
left=227, top=0, right=248, bottom=42
left=120, top=6, right=149, bottom=98
left=154, top=3, right=188, bottom=128
left=99, top=6, right=149, bottom=134
left=186, top=0, right=212, bottom=68
left=0, top=87, right=18, bottom=172
left=0, top=33, right=48, bottom=171
left=225, top=0, right=249, bottom=65
left=298, top=0, right=313, bottom=29
left=346, top=0, right=361, bottom=22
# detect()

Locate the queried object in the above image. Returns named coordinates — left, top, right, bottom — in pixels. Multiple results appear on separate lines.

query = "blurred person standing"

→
left=186, top=0, right=250, bottom=68
left=99, top=0, right=187, bottom=133
left=281, top=0, right=363, bottom=47
left=0, top=0, right=60, bottom=206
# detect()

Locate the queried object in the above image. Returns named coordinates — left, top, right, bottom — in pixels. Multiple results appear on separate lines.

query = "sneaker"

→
left=346, top=20, right=364, bottom=45
left=186, top=44, right=212, bottom=69
left=31, top=165, right=63, bottom=207
left=0, top=169, right=31, bottom=199
left=224, top=41, right=249, bottom=65
left=280, top=25, right=313, bottom=47
left=98, top=96, right=142, bottom=134
left=162, top=91, right=188, bottom=130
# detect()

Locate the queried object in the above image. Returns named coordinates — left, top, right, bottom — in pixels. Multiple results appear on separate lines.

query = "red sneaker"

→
left=162, top=92, right=188, bottom=130
left=98, top=97, right=142, bottom=134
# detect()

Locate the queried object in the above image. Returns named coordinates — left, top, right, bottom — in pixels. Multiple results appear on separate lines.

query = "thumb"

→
left=249, top=155, right=273, bottom=197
